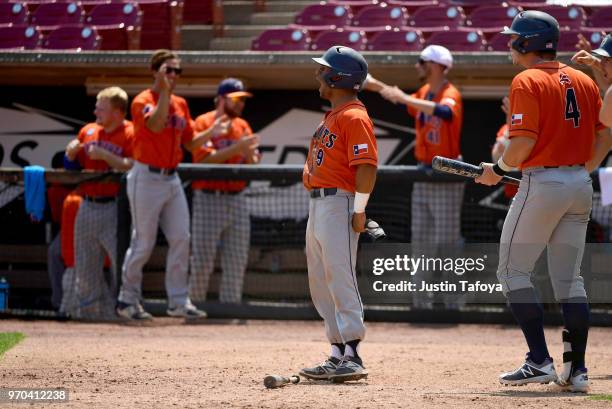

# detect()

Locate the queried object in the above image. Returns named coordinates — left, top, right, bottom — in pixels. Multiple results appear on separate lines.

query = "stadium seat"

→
left=43, top=25, right=101, bottom=50
left=137, top=0, right=183, bottom=50
left=587, top=7, right=612, bottom=30
left=311, top=29, right=367, bottom=51
left=0, top=25, right=41, bottom=49
left=30, top=2, right=85, bottom=30
left=251, top=28, right=311, bottom=51
left=290, top=4, right=353, bottom=33
left=556, top=30, right=603, bottom=52
left=463, top=5, right=521, bottom=34
left=486, top=32, right=509, bottom=52
left=328, top=0, right=379, bottom=14
left=182, top=0, right=212, bottom=24
left=349, top=4, right=409, bottom=32
left=426, top=29, right=485, bottom=51
left=407, top=5, right=465, bottom=33
left=0, top=2, right=29, bottom=26
left=387, top=1, right=438, bottom=14
left=367, top=29, right=423, bottom=51
left=87, top=2, right=143, bottom=50
left=444, top=0, right=505, bottom=14
left=520, top=5, right=586, bottom=30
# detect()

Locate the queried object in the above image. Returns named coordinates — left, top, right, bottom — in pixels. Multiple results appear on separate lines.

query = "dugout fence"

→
left=1, top=165, right=611, bottom=325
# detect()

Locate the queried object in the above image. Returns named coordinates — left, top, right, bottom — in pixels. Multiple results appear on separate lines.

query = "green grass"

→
left=589, top=394, right=612, bottom=401
left=0, top=332, right=24, bottom=356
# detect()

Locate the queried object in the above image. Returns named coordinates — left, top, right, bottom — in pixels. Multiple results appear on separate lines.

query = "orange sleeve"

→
left=122, top=122, right=135, bottom=158
left=440, top=88, right=462, bottom=119
left=75, top=126, right=88, bottom=166
left=508, top=77, right=539, bottom=140
left=180, top=99, right=195, bottom=146
left=131, top=94, right=152, bottom=130
left=345, top=113, right=378, bottom=167
left=194, top=114, right=211, bottom=133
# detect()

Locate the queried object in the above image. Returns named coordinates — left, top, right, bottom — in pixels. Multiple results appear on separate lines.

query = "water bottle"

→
left=0, top=277, right=9, bottom=311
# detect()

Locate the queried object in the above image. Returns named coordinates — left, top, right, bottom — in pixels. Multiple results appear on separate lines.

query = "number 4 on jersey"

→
left=564, top=87, right=580, bottom=128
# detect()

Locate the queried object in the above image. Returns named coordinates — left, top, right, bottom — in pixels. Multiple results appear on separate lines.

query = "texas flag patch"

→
left=353, top=144, right=368, bottom=156
left=511, top=113, right=523, bottom=126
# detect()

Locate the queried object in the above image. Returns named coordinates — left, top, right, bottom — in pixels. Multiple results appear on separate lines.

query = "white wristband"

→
left=354, top=192, right=370, bottom=213
left=498, top=157, right=514, bottom=172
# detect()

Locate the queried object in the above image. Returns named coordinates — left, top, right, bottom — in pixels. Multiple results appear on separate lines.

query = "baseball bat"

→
left=264, top=374, right=300, bottom=389
left=432, top=156, right=521, bottom=186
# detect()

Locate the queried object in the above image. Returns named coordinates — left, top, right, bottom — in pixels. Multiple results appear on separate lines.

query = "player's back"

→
left=509, top=61, right=602, bottom=169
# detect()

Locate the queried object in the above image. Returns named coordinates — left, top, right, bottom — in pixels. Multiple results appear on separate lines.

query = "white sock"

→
left=330, top=344, right=343, bottom=359
left=344, top=343, right=359, bottom=358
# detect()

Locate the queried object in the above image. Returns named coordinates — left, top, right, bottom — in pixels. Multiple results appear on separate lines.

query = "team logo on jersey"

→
left=511, top=113, right=523, bottom=126
left=86, top=127, right=95, bottom=136
left=559, top=72, right=572, bottom=86
left=143, top=104, right=153, bottom=115
left=353, top=144, right=368, bottom=156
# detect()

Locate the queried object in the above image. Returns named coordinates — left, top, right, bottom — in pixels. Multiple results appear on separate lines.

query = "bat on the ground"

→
left=432, top=156, right=521, bottom=186
left=264, top=374, right=300, bottom=389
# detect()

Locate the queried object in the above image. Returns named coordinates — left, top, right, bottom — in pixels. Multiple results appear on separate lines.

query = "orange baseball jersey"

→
left=192, top=111, right=253, bottom=192
left=131, top=89, right=194, bottom=169
left=407, top=82, right=463, bottom=164
left=303, top=100, right=378, bottom=193
left=508, top=61, right=605, bottom=169
left=75, top=121, right=134, bottom=197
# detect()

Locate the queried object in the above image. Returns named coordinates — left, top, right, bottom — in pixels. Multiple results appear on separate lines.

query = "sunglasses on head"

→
left=165, top=66, right=183, bottom=75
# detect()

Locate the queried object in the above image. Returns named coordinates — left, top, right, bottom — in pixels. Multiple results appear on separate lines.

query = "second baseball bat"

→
left=264, top=374, right=300, bottom=389
left=432, top=156, right=521, bottom=186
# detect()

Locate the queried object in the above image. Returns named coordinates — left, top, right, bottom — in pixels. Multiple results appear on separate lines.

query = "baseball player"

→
left=364, top=45, right=463, bottom=308
left=63, top=87, right=134, bottom=320
left=572, top=34, right=612, bottom=127
left=117, top=49, right=209, bottom=320
left=190, top=78, right=260, bottom=304
left=476, top=11, right=612, bottom=392
left=300, top=46, right=378, bottom=383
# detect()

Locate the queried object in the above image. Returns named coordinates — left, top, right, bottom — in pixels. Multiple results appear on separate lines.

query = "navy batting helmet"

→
left=312, top=45, right=368, bottom=91
left=500, top=10, right=560, bottom=54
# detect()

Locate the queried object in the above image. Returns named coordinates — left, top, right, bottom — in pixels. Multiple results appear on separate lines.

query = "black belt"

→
left=148, top=166, right=177, bottom=175
left=200, top=189, right=241, bottom=196
left=83, top=196, right=116, bottom=203
left=310, top=188, right=337, bottom=198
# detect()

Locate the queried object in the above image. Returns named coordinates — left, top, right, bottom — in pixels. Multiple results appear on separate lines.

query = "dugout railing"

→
left=0, top=164, right=611, bottom=326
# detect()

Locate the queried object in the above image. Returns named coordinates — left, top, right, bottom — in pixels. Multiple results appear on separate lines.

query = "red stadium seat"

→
left=30, top=2, right=85, bottom=30
left=587, top=7, right=612, bottom=30
left=408, top=5, right=465, bottom=32
left=387, top=1, right=438, bottom=14
left=520, top=5, right=586, bottom=30
left=444, top=0, right=505, bottom=14
left=137, top=0, right=183, bottom=50
left=311, top=29, right=367, bottom=51
left=463, top=5, right=521, bottom=34
left=557, top=30, right=603, bottom=52
left=367, top=29, right=423, bottom=51
left=328, top=0, right=379, bottom=14
left=350, top=4, right=409, bottom=31
left=43, top=25, right=101, bottom=50
left=251, top=28, right=311, bottom=51
left=182, top=0, right=212, bottom=24
left=87, top=2, right=143, bottom=50
left=293, top=4, right=352, bottom=29
left=0, top=2, right=29, bottom=26
left=426, top=29, right=485, bottom=51
left=0, top=25, right=41, bottom=49
left=486, top=32, right=509, bottom=51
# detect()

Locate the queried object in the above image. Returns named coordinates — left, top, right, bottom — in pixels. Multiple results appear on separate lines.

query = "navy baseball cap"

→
left=217, top=78, right=253, bottom=98
left=592, top=34, right=612, bottom=59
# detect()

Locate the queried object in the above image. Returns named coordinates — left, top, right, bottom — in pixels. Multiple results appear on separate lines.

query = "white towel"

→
left=598, top=168, right=612, bottom=206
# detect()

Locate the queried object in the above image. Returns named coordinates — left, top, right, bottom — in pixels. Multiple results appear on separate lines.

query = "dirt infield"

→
left=2, top=319, right=611, bottom=408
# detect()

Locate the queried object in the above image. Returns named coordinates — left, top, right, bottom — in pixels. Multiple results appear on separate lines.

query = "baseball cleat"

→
left=167, top=302, right=207, bottom=319
left=116, top=302, right=153, bottom=321
left=299, top=356, right=341, bottom=380
left=499, top=354, right=557, bottom=386
left=329, top=356, right=368, bottom=383
left=555, top=369, right=589, bottom=393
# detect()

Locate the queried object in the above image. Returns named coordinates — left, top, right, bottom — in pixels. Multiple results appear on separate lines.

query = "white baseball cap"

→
left=420, top=45, right=453, bottom=69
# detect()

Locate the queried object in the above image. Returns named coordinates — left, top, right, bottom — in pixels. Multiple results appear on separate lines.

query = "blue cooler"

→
left=0, top=278, right=8, bottom=311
